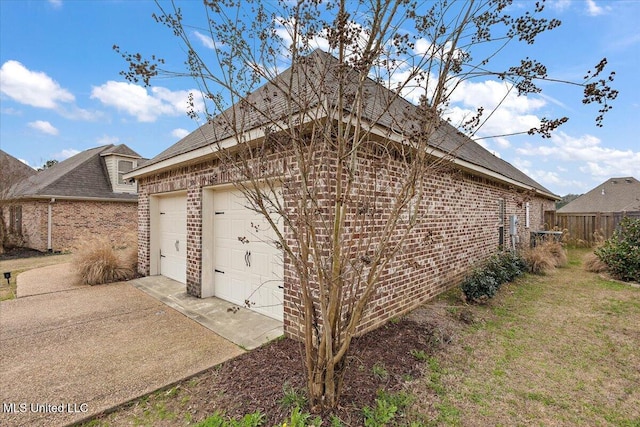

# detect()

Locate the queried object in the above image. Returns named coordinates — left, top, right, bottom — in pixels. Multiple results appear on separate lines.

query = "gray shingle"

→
left=0, top=149, right=37, bottom=195
left=558, top=177, right=640, bottom=213
left=7, top=145, right=141, bottom=201
left=140, top=50, right=554, bottom=196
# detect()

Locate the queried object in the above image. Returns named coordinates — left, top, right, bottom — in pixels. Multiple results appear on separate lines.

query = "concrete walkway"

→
left=1, top=266, right=246, bottom=427
left=16, top=262, right=85, bottom=297
left=130, top=275, right=284, bottom=350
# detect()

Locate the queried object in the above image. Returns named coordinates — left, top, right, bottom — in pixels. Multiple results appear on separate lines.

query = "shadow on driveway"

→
left=0, top=272, right=244, bottom=427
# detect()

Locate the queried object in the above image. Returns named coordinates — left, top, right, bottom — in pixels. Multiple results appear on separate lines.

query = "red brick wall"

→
left=2, top=199, right=137, bottom=252
left=136, top=149, right=554, bottom=341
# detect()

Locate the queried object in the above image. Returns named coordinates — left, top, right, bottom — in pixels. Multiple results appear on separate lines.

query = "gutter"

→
left=14, top=195, right=138, bottom=203
left=48, top=198, right=54, bottom=251
left=124, top=109, right=559, bottom=201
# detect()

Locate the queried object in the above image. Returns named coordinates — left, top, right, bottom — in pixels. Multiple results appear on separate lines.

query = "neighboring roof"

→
left=6, top=144, right=142, bottom=201
left=0, top=149, right=37, bottom=195
left=132, top=50, right=555, bottom=198
left=100, top=144, right=141, bottom=158
left=558, top=177, right=640, bottom=213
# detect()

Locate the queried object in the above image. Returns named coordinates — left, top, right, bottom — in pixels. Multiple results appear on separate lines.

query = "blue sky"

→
left=1, top=0, right=638, bottom=196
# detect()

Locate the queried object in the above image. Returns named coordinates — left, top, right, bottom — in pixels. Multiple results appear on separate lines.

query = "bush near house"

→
left=595, top=217, right=640, bottom=282
left=462, top=242, right=570, bottom=303
left=461, top=251, right=526, bottom=303
left=73, top=234, right=137, bottom=285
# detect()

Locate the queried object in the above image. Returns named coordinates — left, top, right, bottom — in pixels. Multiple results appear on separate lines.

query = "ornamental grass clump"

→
left=522, top=244, right=556, bottom=275
left=544, top=241, right=568, bottom=267
left=73, top=234, right=137, bottom=285
left=584, top=251, right=609, bottom=274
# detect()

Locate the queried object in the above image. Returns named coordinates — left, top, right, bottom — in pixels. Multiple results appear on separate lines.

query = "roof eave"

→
left=5, top=194, right=138, bottom=203
left=127, top=108, right=558, bottom=200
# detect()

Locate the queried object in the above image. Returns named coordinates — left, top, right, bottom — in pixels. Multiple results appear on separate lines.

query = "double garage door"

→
left=155, top=188, right=283, bottom=321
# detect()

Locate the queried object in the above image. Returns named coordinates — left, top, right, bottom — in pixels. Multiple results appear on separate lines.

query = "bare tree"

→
left=117, top=0, right=617, bottom=410
left=0, top=151, right=36, bottom=253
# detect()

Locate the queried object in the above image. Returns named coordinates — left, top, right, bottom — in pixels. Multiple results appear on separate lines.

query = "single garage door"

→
left=212, top=188, right=283, bottom=321
left=158, top=193, right=187, bottom=284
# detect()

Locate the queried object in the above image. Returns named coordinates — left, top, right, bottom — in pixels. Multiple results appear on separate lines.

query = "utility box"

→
left=509, top=215, right=518, bottom=235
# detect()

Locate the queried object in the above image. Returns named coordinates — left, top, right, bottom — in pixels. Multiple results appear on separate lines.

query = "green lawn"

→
left=410, top=248, right=640, bottom=426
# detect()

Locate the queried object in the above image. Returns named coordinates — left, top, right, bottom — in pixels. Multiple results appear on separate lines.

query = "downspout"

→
left=48, top=198, right=55, bottom=251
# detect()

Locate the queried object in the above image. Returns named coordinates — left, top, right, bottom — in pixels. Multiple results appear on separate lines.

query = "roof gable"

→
left=100, top=144, right=142, bottom=158
left=7, top=144, right=141, bottom=201
left=0, top=149, right=37, bottom=196
left=558, top=177, right=640, bottom=213
left=137, top=50, right=554, bottom=197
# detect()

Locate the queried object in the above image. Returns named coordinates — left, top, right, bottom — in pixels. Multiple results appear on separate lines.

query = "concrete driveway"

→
left=0, top=264, right=244, bottom=427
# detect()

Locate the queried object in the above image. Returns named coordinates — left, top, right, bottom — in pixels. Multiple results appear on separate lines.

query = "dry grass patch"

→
left=73, top=234, right=137, bottom=285
left=522, top=246, right=555, bottom=275
left=584, top=250, right=609, bottom=274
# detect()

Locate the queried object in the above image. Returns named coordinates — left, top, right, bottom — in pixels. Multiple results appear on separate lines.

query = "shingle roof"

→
left=100, top=144, right=141, bottom=157
left=140, top=50, right=554, bottom=197
left=0, top=149, right=37, bottom=195
left=557, top=177, right=640, bottom=213
left=6, top=144, right=142, bottom=201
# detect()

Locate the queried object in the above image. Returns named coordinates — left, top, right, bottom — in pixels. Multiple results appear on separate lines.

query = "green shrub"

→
left=461, top=268, right=499, bottom=303
left=595, top=217, right=640, bottom=282
left=461, top=251, right=525, bottom=303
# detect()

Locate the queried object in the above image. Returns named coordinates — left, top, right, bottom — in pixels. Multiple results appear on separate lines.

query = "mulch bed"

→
left=176, top=314, right=455, bottom=425
left=0, top=247, right=54, bottom=260
left=83, top=302, right=464, bottom=426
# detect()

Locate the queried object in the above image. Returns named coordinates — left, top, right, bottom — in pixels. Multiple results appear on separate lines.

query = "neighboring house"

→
left=557, top=177, right=640, bottom=213
left=126, top=51, right=558, bottom=339
left=552, top=177, right=640, bottom=244
left=0, top=150, right=38, bottom=252
left=1, top=144, right=143, bottom=253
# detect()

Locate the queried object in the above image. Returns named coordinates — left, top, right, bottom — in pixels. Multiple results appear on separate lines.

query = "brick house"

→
left=558, top=177, right=640, bottom=213
left=0, top=149, right=38, bottom=253
left=126, top=51, right=558, bottom=339
left=1, top=144, right=143, bottom=253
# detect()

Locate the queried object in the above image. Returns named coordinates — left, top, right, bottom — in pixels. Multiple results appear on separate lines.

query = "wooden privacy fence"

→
left=544, top=210, right=640, bottom=245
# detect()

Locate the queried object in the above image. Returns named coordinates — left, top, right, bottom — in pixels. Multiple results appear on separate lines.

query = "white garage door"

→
left=158, top=193, right=187, bottom=284
left=212, top=188, right=283, bottom=321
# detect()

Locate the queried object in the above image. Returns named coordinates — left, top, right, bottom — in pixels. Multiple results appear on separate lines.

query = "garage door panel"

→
left=212, top=188, right=283, bottom=321
left=158, top=194, right=187, bottom=284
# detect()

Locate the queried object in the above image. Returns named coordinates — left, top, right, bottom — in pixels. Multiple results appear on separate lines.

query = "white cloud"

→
left=48, top=0, right=62, bottom=8
left=28, top=120, right=59, bottom=135
left=172, top=128, right=190, bottom=139
left=440, top=79, right=546, bottom=142
left=96, top=135, right=120, bottom=145
left=193, top=31, right=217, bottom=50
left=516, top=131, right=640, bottom=178
left=549, top=0, right=571, bottom=12
left=585, top=0, right=609, bottom=16
left=90, top=81, right=204, bottom=122
left=52, top=148, right=80, bottom=161
left=1, top=107, right=22, bottom=115
left=0, top=60, right=74, bottom=109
